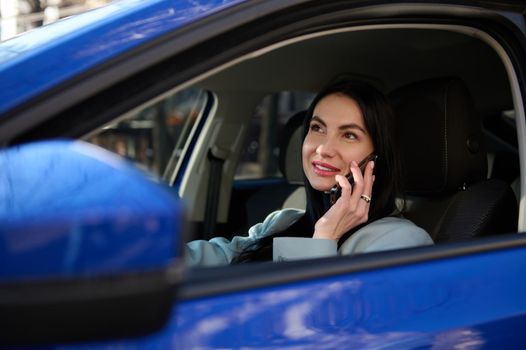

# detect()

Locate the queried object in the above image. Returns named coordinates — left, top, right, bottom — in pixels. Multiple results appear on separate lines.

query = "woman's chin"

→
left=311, top=182, right=336, bottom=192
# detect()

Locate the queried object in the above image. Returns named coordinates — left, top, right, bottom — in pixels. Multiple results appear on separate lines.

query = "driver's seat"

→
left=389, top=77, right=518, bottom=242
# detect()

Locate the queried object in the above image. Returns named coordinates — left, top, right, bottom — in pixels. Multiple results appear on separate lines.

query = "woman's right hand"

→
left=312, top=160, right=375, bottom=241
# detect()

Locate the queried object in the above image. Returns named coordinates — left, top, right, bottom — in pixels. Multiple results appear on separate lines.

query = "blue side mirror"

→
left=0, top=140, right=184, bottom=344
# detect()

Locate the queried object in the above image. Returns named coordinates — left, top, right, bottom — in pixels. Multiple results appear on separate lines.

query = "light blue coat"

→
left=185, top=208, right=433, bottom=267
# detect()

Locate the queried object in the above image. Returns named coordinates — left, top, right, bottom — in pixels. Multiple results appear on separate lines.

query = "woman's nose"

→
left=316, top=138, right=337, bottom=157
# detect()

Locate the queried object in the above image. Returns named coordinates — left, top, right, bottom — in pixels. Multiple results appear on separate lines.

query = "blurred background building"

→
left=0, top=0, right=111, bottom=41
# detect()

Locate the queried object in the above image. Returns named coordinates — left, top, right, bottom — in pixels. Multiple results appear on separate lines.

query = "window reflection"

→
left=87, top=88, right=208, bottom=178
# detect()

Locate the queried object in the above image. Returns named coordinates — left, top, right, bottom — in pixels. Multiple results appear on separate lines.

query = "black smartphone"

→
left=327, top=153, right=378, bottom=205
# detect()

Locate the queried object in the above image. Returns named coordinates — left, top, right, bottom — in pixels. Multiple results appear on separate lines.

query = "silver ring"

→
left=360, top=194, right=371, bottom=203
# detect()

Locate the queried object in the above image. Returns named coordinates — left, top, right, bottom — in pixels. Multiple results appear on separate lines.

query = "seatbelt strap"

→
left=203, top=146, right=229, bottom=239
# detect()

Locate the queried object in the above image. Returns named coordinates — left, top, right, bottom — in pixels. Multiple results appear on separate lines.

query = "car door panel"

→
left=169, top=246, right=526, bottom=348
left=168, top=246, right=526, bottom=348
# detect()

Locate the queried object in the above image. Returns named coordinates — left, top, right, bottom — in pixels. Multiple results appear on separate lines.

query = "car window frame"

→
left=172, top=20, right=526, bottom=289
left=179, top=233, right=526, bottom=300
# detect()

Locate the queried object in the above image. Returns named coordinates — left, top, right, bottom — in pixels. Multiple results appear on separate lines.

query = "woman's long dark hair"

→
left=233, top=78, right=402, bottom=263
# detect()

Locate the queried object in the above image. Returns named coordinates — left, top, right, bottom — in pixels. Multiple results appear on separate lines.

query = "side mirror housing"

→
left=0, top=140, right=184, bottom=345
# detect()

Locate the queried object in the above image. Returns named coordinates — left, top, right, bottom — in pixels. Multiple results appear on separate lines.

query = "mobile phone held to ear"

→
left=327, top=153, right=377, bottom=205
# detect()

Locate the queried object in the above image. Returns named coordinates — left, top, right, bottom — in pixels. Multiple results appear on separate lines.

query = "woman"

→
left=186, top=79, right=433, bottom=266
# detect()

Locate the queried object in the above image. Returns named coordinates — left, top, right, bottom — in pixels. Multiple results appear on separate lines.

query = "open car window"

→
left=177, top=25, right=522, bottom=269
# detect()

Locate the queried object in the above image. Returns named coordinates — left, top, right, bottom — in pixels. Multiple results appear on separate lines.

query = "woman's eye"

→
left=344, top=132, right=358, bottom=140
left=309, top=123, right=322, bottom=132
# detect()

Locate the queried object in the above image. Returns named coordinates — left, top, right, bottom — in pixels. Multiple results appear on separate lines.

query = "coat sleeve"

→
left=185, top=208, right=304, bottom=267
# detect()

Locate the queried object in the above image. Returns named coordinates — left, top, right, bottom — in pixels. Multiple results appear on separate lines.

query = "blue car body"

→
left=2, top=0, right=526, bottom=349
left=0, top=140, right=181, bottom=281
left=0, top=0, right=243, bottom=115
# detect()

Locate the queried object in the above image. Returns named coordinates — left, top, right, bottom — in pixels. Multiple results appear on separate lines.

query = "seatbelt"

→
left=203, top=145, right=229, bottom=239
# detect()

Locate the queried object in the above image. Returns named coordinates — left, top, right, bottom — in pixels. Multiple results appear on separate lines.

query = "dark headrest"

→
left=278, top=110, right=306, bottom=185
left=390, top=78, right=487, bottom=194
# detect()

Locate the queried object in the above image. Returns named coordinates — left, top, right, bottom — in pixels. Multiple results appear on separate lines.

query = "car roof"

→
left=1, top=0, right=525, bottom=120
left=0, top=0, right=244, bottom=116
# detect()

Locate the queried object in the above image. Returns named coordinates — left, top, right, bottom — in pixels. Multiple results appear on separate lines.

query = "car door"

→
left=171, top=240, right=526, bottom=349
left=2, top=0, right=526, bottom=349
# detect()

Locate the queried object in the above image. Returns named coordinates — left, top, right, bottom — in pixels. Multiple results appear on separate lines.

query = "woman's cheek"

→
left=302, top=138, right=313, bottom=161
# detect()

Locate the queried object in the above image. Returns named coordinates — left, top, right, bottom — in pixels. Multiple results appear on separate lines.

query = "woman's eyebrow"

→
left=312, top=115, right=368, bottom=134
left=311, top=116, right=326, bottom=126
left=339, top=123, right=368, bottom=134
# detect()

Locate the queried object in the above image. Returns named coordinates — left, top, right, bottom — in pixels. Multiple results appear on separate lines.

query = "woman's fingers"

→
left=348, top=160, right=365, bottom=204
left=335, top=173, right=352, bottom=200
left=355, top=160, right=375, bottom=218
left=362, top=160, right=375, bottom=199
left=335, top=160, right=372, bottom=206
left=316, top=159, right=375, bottom=240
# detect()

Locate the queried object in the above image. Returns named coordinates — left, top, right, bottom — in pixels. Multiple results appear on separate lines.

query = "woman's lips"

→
left=312, top=161, right=341, bottom=176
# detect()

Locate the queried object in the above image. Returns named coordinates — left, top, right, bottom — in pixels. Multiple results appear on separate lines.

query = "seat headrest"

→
left=279, top=110, right=306, bottom=185
left=390, top=78, right=487, bottom=194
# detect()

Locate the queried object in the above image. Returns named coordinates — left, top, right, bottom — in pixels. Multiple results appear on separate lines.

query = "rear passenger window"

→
left=235, top=91, right=314, bottom=179
left=86, top=88, right=208, bottom=178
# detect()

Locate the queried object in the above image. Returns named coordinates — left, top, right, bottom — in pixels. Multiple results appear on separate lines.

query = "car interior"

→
left=88, top=25, right=523, bottom=261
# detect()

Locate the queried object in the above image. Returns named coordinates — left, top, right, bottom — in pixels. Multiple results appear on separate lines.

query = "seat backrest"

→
left=279, top=110, right=306, bottom=210
left=242, top=111, right=306, bottom=229
left=390, top=77, right=518, bottom=242
left=278, top=110, right=305, bottom=187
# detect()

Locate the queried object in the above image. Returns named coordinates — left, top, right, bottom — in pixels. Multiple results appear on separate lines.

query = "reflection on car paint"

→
left=0, top=0, right=244, bottom=115
left=0, top=140, right=180, bottom=281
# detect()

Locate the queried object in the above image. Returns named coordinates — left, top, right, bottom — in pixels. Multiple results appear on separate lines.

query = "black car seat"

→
left=278, top=110, right=306, bottom=210
left=389, top=77, right=518, bottom=243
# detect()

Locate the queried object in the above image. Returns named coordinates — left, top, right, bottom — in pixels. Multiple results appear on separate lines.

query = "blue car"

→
left=1, top=0, right=526, bottom=348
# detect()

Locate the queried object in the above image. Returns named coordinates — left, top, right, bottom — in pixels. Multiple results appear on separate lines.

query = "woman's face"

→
left=302, top=93, right=375, bottom=192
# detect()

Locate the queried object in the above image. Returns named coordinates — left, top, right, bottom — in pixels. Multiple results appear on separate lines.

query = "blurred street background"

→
left=0, top=0, right=111, bottom=41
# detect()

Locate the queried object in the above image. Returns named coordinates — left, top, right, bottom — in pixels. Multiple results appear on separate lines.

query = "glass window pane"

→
left=86, top=87, right=208, bottom=178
